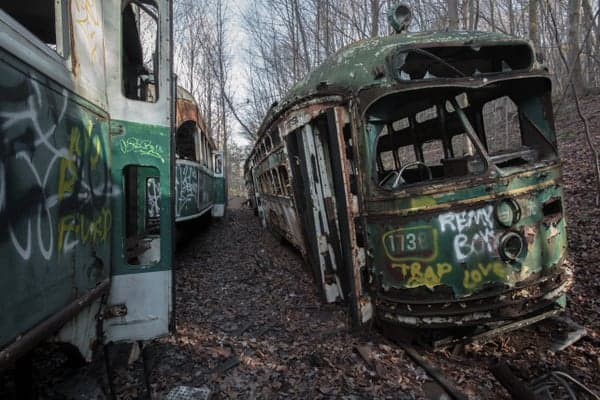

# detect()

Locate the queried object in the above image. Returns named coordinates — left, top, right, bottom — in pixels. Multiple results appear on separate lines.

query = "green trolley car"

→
left=245, top=5, right=570, bottom=339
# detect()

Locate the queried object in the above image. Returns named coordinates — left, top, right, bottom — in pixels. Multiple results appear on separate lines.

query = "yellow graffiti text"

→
left=392, top=262, right=453, bottom=289
left=57, top=208, right=112, bottom=253
left=58, top=124, right=101, bottom=202
left=462, top=262, right=508, bottom=290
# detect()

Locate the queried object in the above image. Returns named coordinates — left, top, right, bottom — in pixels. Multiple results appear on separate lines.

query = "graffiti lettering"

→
left=146, top=178, right=161, bottom=219
left=438, top=206, right=497, bottom=262
left=57, top=208, right=111, bottom=253
left=463, top=262, right=508, bottom=289
left=72, top=0, right=102, bottom=62
left=392, top=262, right=453, bottom=289
left=120, top=137, right=165, bottom=163
left=453, top=228, right=496, bottom=261
left=0, top=71, right=113, bottom=261
left=438, top=206, right=494, bottom=233
left=175, top=164, right=199, bottom=217
left=392, top=260, right=509, bottom=290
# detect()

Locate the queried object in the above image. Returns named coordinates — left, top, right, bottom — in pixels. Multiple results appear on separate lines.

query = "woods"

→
left=171, top=0, right=600, bottom=140
left=168, top=0, right=600, bottom=205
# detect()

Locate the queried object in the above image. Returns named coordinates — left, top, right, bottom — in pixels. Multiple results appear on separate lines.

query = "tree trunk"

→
left=508, top=0, right=515, bottom=34
left=468, top=0, right=477, bottom=30
left=448, top=0, right=459, bottom=29
left=370, top=0, right=381, bottom=37
left=529, top=0, right=541, bottom=54
left=489, top=0, right=496, bottom=31
left=292, top=0, right=311, bottom=71
left=568, top=0, right=584, bottom=92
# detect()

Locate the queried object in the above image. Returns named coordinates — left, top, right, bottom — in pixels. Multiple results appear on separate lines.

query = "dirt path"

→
left=145, top=206, right=426, bottom=399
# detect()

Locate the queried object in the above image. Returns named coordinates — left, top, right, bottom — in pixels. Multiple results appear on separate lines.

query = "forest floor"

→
left=11, top=96, right=600, bottom=400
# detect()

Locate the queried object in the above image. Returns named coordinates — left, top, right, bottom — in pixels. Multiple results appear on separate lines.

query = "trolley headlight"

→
left=495, top=198, right=521, bottom=228
left=500, top=232, right=525, bottom=262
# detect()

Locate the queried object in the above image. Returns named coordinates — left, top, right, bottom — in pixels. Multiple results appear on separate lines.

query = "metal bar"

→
left=399, top=343, right=468, bottom=400
left=0, top=279, right=111, bottom=372
left=434, top=308, right=562, bottom=348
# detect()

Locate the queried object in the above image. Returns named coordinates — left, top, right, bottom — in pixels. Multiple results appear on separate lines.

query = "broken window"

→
left=388, top=44, right=533, bottom=81
left=483, top=97, right=521, bottom=155
left=214, top=153, right=223, bottom=175
left=371, top=91, right=484, bottom=189
left=271, top=128, right=281, bottom=147
left=369, top=78, right=558, bottom=191
left=122, top=0, right=158, bottom=102
left=2, top=1, right=69, bottom=56
left=272, top=169, right=283, bottom=195
left=278, top=165, right=290, bottom=195
left=123, top=166, right=161, bottom=265
left=175, top=121, right=198, bottom=161
left=480, top=90, right=557, bottom=169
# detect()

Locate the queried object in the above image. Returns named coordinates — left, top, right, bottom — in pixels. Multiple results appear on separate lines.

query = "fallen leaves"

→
left=12, top=97, right=600, bottom=400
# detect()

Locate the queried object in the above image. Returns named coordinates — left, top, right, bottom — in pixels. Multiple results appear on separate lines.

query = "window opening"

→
left=3, top=1, right=69, bottom=56
left=481, top=88, right=557, bottom=169
left=271, top=128, right=281, bottom=146
left=370, top=80, right=557, bottom=190
left=123, top=165, right=161, bottom=265
left=214, top=153, right=223, bottom=175
left=175, top=121, right=197, bottom=161
left=371, top=91, right=485, bottom=189
left=122, top=0, right=158, bottom=102
left=278, top=165, right=289, bottom=195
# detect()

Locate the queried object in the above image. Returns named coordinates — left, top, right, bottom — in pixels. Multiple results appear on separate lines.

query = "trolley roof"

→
left=256, top=30, right=536, bottom=137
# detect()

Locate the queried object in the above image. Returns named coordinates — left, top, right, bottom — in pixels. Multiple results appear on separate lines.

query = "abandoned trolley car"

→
left=0, top=0, right=224, bottom=372
left=245, top=6, right=570, bottom=335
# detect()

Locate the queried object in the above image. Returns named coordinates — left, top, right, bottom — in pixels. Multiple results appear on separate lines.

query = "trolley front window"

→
left=369, top=78, right=558, bottom=190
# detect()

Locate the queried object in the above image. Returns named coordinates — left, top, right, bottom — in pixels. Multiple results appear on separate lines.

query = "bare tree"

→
left=529, top=0, right=541, bottom=52
left=449, top=0, right=459, bottom=29
left=568, top=0, right=584, bottom=92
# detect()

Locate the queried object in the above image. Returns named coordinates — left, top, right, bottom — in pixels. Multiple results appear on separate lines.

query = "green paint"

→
left=120, top=136, right=166, bottom=164
left=366, top=172, right=567, bottom=297
left=214, top=176, right=225, bottom=204
left=111, top=120, right=172, bottom=275
left=0, top=50, right=111, bottom=348
left=174, top=161, right=215, bottom=220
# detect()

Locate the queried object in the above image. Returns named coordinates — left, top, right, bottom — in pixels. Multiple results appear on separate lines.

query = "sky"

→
left=228, top=0, right=252, bottom=147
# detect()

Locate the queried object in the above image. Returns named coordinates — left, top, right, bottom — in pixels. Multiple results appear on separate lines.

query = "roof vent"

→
left=388, top=3, right=412, bottom=34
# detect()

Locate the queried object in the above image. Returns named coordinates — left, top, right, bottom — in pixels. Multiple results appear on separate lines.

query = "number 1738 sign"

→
left=382, top=226, right=438, bottom=262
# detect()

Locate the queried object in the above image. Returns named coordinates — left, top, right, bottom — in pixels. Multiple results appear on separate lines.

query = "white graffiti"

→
left=1, top=77, right=116, bottom=261
left=1, top=80, right=69, bottom=261
left=175, top=164, right=199, bottom=217
left=146, top=178, right=161, bottom=218
left=438, top=205, right=497, bottom=262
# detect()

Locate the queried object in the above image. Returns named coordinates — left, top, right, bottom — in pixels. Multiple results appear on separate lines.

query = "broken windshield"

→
left=388, top=44, right=533, bottom=81
left=368, top=78, right=558, bottom=190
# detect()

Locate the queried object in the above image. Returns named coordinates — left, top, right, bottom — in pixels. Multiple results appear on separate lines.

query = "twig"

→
left=543, top=0, right=600, bottom=206
left=547, top=5, right=600, bottom=114
left=570, top=88, right=600, bottom=206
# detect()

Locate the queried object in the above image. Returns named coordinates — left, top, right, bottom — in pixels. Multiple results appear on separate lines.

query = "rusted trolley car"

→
left=245, top=5, right=570, bottom=338
left=0, top=0, right=225, bottom=381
